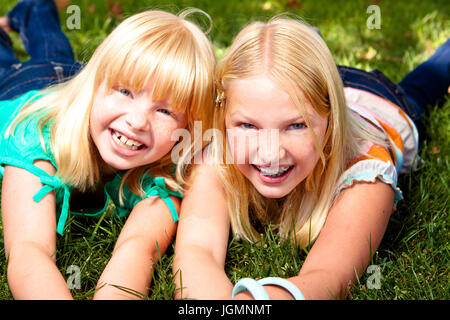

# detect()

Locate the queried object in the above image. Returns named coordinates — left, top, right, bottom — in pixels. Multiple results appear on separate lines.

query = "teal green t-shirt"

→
left=0, top=90, right=182, bottom=235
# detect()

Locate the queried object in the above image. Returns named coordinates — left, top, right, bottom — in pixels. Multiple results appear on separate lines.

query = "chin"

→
left=102, top=157, right=135, bottom=171
left=254, top=185, right=293, bottom=199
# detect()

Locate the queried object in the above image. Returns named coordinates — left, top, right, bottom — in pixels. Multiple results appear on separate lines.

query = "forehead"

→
left=103, top=65, right=183, bottom=111
left=225, top=75, right=321, bottom=123
left=101, top=49, right=193, bottom=114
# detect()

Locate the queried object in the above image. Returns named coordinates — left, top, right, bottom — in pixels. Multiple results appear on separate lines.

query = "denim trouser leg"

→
left=338, top=37, right=450, bottom=140
left=398, top=38, right=450, bottom=113
left=0, top=28, right=20, bottom=67
left=338, top=66, right=423, bottom=121
left=7, top=0, right=75, bottom=63
left=0, top=0, right=82, bottom=100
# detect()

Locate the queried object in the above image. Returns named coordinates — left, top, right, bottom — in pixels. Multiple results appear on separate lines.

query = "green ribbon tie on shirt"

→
left=144, top=176, right=180, bottom=222
left=32, top=174, right=71, bottom=236
left=31, top=173, right=179, bottom=236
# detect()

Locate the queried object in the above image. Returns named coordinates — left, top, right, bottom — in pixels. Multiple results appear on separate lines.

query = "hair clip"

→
left=215, top=91, right=225, bottom=108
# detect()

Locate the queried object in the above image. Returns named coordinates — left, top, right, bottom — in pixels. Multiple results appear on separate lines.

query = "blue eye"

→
left=288, top=123, right=307, bottom=130
left=240, top=123, right=257, bottom=130
left=119, top=88, right=132, bottom=97
left=158, top=108, right=173, bottom=116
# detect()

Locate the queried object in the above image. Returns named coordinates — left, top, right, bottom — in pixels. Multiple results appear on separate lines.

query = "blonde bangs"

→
left=98, top=11, right=212, bottom=119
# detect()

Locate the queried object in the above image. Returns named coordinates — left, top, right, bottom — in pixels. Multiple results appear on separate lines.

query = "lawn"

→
left=0, top=0, right=448, bottom=300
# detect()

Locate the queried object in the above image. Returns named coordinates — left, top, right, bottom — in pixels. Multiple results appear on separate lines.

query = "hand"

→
left=54, top=0, right=71, bottom=11
left=0, top=17, right=12, bottom=33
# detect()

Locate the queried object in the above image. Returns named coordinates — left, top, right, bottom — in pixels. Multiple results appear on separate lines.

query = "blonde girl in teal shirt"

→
left=0, top=1, right=215, bottom=299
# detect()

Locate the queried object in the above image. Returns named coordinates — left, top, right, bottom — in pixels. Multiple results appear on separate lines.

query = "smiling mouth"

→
left=111, top=129, right=146, bottom=151
left=252, top=165, right=293, bottom=177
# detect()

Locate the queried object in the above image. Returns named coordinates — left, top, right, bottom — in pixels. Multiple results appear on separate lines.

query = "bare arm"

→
left=235, top=180, right=394, bottom=300
left=93, top=195, right=179, bottom=300
left=173, top=164, right=233, bottom=299
left=2, top=161, right=73, bottom=299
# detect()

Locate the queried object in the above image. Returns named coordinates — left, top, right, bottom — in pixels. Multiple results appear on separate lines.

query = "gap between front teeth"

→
left=113, top=131, right=143, bottom=150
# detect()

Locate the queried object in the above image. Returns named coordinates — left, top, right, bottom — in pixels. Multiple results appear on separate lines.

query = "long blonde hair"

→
left=6, top=9, right=216, bottom=199
left=213, top=16, right=386, bottom=247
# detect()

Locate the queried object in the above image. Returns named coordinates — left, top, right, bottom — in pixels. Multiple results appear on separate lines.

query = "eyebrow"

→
left=228, top=110, right=306, bottom=124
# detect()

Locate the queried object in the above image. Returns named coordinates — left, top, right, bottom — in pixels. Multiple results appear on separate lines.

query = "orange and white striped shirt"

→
left=335, top=87, right=420, bottom=207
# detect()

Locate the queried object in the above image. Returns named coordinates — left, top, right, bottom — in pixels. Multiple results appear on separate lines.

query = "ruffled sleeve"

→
left=334, top=158, right=403, bottom=208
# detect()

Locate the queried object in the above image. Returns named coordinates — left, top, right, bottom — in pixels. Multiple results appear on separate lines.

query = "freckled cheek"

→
left=286, top=137, right=320, bottom=166
left=90, top=97, right=118, bottom=129
left=151, top=121, right=183, bottom=148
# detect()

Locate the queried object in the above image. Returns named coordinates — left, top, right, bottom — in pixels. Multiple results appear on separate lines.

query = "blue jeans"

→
left=338, top=38, right=450, bottom=137
left=0, top=0, right=83, bottom=101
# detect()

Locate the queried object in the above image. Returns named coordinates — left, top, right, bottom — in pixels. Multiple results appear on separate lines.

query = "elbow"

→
left=7, top=240, right=56, bottom=265
left=5, top=241, right=57, bottom=290
left=113, top=234, right=159, bottom=259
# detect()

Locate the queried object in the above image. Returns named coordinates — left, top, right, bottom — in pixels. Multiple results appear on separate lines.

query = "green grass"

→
left=0, top=0, right=449, bottom=300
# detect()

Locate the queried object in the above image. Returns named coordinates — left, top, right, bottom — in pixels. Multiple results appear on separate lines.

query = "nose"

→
left=257, top=147, right=286, bottom=168
left=126, top=106, right=151, bottom=132
left=256, top=130, right=284, bottom=168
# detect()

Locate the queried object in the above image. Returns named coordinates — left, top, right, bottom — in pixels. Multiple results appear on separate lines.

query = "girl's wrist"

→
left=231, top=277, right=305, bottom=300
left=232, top=291, right=255, bottom=300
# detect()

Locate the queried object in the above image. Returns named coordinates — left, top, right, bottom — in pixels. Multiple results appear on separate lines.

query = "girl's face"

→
left=90, top=81, right=187, bottom=173
left=225, top=75, right=328, bottom=198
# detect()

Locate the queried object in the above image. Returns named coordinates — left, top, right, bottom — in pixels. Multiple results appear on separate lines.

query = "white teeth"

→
left=256, top=165, right=292, bottom=177
left=112, top=130, right=143, bottom=150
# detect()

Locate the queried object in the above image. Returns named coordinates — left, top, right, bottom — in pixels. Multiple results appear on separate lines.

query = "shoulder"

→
left=0, top=90, right=44, bottom=108
left=335, top=152, right=403, bottom=210
left=0, top=90, right=44, bottom=136
left=0, top=90, right=55, bottom=172
left=0, top=118, right=54, bottom=176
left=327, top=178, right=395, bottom=239
left=344, top=87, right=419, bottom=173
